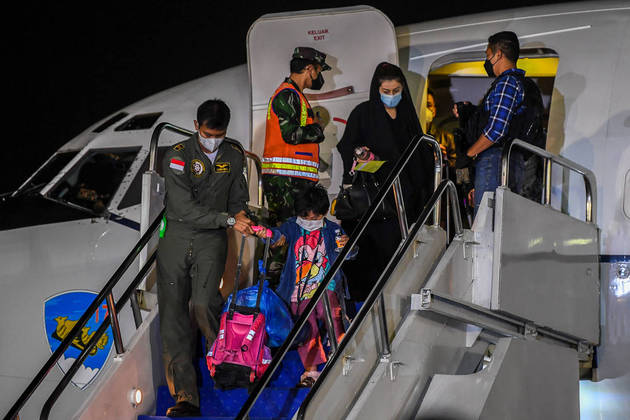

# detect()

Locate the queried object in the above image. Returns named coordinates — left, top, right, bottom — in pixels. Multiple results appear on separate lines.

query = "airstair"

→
left=230, top=136, right=599, bottom=420
left=4, top=129, right=599, bottom=419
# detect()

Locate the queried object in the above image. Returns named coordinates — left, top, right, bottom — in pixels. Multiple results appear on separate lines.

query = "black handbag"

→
left=331, top=171, right=395, bottom=221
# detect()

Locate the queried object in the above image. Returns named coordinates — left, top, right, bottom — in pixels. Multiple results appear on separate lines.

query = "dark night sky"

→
left=4, top=0, right=576, bottom=193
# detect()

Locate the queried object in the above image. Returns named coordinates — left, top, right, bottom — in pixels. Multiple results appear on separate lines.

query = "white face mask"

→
left=296, top=217, right=324, bottom=232
left=198, top=133, right=223, bottom=152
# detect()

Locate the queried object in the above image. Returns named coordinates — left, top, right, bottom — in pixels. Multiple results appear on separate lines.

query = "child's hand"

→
left=254, top=229, right=267, bottom=239
left=337, top=234, right=349, bottom=248
left=272, top=235, right=286, bottom=248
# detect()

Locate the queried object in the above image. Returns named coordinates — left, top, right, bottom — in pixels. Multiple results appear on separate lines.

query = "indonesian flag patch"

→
left=169, top=158, right=185, bottom=173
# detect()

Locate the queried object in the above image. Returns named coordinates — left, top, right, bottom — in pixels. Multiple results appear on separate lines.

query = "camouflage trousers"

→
left=262, top=175, right=316, bottom=226
left=262, top=175, right=315, bottom=288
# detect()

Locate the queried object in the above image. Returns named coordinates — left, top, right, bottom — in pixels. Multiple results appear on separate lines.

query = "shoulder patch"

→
left=169, top=157, right=185, bottom=175
left=172, top=143, right=185, bottom=151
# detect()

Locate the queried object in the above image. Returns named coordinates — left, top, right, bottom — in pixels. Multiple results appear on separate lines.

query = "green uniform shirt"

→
left=163, top=134, right=249, bottom=229
left=272, top=78, right=325, bottom=145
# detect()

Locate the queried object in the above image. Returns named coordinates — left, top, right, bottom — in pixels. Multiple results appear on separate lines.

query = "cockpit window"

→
left=93, top=112, right=129, bottom=133
left=114, top=112, right=162, bottom=131
left=12, top=151, right=79, bottom=196
left=48, top=148, right=139, bottom=214
left=118, top=146, right=170, bottom=210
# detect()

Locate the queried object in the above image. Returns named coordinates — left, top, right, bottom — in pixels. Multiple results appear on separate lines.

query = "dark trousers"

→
left=341, top=217, right=401, bottom=302
left=156, top=224, right=227, bottom=407
left=262, top=175, right=315, bottom=226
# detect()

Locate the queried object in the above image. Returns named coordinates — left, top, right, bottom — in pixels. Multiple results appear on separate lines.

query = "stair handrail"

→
left=501, top=138, right=597, bottom=223
left=148, top=122, right=264, bottom=206
left=4, top=210, right=164, bottom=420
left=296, top=179, right=462, bottom=420
left=235, top=134, right=444, bottom=420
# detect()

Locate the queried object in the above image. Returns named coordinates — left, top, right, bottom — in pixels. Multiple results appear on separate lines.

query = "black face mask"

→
left=484, top=54, right=496, bottom=77
left=310, top=72, right=324, bottom=90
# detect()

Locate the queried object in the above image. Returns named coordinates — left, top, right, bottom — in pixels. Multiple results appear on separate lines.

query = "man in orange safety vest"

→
left=262, top=46, right=331, bottom=226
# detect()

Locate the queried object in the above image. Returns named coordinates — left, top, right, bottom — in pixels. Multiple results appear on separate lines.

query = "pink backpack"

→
left=207, top=231, right=272, bottom=389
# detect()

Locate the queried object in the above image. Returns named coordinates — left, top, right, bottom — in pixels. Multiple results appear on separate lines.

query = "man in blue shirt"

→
left=458, top=31, right=526, bottom=214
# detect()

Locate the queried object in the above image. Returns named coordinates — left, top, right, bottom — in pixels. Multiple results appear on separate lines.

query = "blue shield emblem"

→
left=43, top=291, right=114, bottom=390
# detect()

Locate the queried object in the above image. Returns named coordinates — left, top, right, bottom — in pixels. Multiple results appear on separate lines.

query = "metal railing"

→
left=297, top=179, right=462, bottom=420
left=4, top=211, right=163, bottom=420
left=235, top=134, right=443, bottom=420
left=149, top=122, right=264, bottom=206
left=501, top=138, right=597, bottom=223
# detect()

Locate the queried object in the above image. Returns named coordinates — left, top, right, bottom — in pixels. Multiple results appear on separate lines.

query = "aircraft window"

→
left=92, top=112, right=129, bottom=133
left=114, top=112, right=163, bottom=131
left=118, top=147, right=169, bottom=210
left=12, top=151, right=78, bottom=196
left=48, top=148, right=139, bottom=214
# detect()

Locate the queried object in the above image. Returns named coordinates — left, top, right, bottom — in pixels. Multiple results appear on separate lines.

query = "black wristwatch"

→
left=226, top=216, right=236, bottom=227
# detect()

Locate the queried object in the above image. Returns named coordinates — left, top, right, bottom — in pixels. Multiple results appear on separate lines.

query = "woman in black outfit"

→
left=337, top=62, right=434, bottom=302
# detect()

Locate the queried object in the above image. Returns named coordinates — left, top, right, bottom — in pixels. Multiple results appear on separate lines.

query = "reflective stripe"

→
left=261, top=167, right=319, bottom=180
left=262, top=156, right=318, bottom=168
left=267, top=88, right=308, bottom=127
left=300, top=100, right=307, bottom=127
left=262, top=162, right=318, bottom=174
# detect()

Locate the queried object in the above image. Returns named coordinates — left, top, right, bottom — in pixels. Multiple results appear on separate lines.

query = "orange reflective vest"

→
left=263, top=82, right=319, bottom=182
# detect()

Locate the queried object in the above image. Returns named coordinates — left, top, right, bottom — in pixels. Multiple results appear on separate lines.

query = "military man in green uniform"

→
left=262, top=47, right=330, bottom=226
left=157, top=99, right=253, bottom=417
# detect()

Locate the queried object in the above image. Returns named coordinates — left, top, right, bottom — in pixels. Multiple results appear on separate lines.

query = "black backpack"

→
left=463, top=73, right=546, bottom=151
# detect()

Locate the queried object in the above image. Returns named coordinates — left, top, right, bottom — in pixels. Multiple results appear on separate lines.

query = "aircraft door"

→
left=247, top=6, right=398, bottom=194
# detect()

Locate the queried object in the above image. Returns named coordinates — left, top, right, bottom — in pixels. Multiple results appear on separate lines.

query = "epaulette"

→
left=224, top=138, right=245, bottom=155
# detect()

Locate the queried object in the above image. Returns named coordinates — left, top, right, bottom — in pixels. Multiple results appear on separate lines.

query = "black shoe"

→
left=166, top=401, right=201, bottom=417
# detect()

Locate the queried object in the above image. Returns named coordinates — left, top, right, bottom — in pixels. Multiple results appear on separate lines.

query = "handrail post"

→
left=542, top=157, right=552, bottom=206
left=244, top=151, right=264, bottom=207
left=321, top=292, right=339, bottom=354
left=106, top=292, right=125, bottom=355
left=130, top=290, right=143, bottom=328
left=420, top=135, right=443, bottom=227
left=391, top=177, right=409, bottom=239
left=378, top=294, right=391, bottom=359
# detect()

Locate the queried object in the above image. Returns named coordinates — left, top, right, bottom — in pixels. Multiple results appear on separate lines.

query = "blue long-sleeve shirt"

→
left=482, top=68, right=526, bottom=143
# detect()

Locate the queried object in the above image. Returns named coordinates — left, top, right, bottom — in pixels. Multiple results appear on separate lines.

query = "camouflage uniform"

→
left=263, top=77, right=324, bottom=225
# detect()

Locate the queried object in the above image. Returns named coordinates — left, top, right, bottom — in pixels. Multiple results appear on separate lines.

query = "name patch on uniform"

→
left=215, top=162, right=231, bottom=173
left=169, top=158, right=185, bottom=173
left=191, top=159, right=205, bottom=177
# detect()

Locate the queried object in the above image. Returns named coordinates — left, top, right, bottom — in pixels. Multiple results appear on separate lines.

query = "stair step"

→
left=155, top=385, right=310, bottom=417
left=139, top=417, right=292, bottom=420
left=152, top=350, right=310, bottom=419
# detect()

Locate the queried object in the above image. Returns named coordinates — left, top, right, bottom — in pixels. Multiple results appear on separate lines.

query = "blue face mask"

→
left=380, top=92, right=402, bottom=108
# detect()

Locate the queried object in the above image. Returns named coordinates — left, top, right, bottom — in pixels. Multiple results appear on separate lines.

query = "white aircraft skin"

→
left=1, top=1, right=628, bottom=419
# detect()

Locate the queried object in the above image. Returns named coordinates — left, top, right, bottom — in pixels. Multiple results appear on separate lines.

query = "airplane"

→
left=1, top=1, right=628, bottom=419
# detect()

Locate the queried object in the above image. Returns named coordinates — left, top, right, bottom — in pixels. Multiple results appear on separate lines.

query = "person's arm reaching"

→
left=163, top=151, right=252, bottom=234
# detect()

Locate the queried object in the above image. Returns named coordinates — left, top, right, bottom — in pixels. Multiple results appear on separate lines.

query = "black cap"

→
left=292, top=47, right=331, bottom=71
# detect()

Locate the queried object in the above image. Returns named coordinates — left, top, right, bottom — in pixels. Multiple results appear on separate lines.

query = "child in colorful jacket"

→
left=255, top=184, right=357, bottom=387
